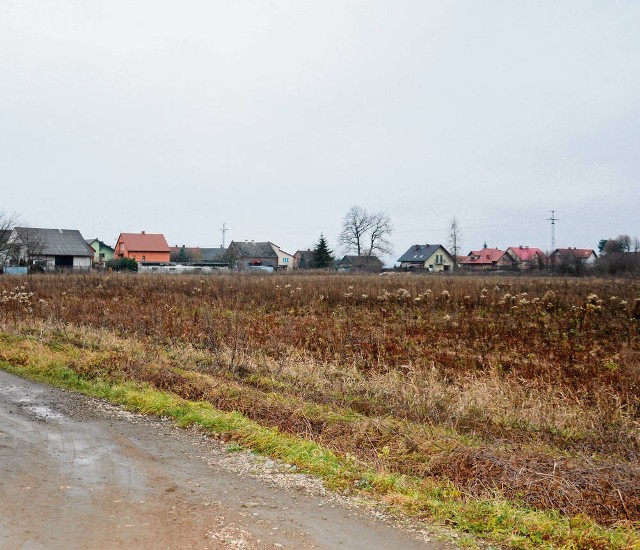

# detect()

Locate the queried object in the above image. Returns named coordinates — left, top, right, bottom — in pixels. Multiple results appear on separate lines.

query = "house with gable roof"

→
left=114, top=231, right=170, bottom=263
left=549, top=248, right=597, bottom=274
left=458, top=247, right=516, bottom=271
left=397, top=244, right=454, bottom=272
left=506, top=246, right=547, bottom=270
left=10, top=227, right=94, bottom=271
left=294, top=249, right=315, bottom=269
left=336, top=255, right=383, bottom=273
left=86, top=238, right=115, bottom=268
left=225, top=241, right=279, bottom=270
left=270, top=242, right=294, bottom=270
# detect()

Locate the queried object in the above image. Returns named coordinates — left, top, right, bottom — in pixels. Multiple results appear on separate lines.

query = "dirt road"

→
left=0, top=370, right=449, bottom=549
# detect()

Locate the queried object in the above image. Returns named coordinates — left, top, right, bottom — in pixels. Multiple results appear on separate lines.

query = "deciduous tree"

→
left=339, top=205, right=392, bottom=258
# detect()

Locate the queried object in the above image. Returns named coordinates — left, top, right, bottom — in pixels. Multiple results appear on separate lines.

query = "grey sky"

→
left=2, top=1, right=639, bottom=262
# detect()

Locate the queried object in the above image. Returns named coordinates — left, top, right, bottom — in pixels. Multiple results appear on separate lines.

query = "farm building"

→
left=225, top=241, right=279, bottom=270
left=9, top=227, right=94, bottom=271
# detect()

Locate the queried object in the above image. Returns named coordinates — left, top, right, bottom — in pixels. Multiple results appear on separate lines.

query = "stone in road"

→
left=0, top=370, right=449, bottom=549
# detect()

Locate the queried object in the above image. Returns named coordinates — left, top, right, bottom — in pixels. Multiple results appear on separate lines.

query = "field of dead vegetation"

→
left=1, top=272, right=639, bottom=548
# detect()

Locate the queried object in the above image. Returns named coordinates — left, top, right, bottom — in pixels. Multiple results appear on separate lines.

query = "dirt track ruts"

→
left=0, top=369, right=449, bottom=549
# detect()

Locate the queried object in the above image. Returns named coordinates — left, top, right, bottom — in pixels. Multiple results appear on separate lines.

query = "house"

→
left=86, top=238, right=115, bottom=268
left=397, top=244, right=454, bottom=272
left=336, top=255, right=383, bottom=273
left=10, top=227, right=94, bottom=271
left=114, top=231, right=170, bottom=263
left=550, top=248, right=597, bottom=273
left=169, top=246, right=229, bottom=268
left=270, top=243, right=294, bottom=270
left=199, top=247, right=229, bottom=268
left=225, top=241, right=279, bottom=270
left=506, top=246, right=547, bottom=270
left=170, top=245, right=203, bottom=263
left=458, top=247, right=516, bottom=270
left=294, top=249, right=315, bottom=269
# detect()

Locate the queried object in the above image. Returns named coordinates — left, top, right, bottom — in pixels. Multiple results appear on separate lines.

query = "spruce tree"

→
left=311, top=234, right=334, bottom=269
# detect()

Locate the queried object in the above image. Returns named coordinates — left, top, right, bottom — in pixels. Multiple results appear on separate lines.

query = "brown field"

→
left=1, top=272, right=639, bottom=546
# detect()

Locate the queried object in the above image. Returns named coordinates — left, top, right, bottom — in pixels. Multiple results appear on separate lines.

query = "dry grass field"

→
left=1, top=272, right=639, bottom=548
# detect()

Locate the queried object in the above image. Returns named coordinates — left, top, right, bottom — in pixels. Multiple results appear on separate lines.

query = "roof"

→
left=170, top=246, right=204, bottom=261
left=338, top=255, right=383, bottom=269
left=228, top=241, right=278, bottom=258
left=15, top=227, right=94, bottom=257
left=458, top=248, right=506, bottom=265
left=86, top=238, right=114, bottom=252
left=199, top=247, right=228, bottom=262
left=270, top=242, right=293, bottom=257
left=507, top=246, right=546, bottom=262
left=397, top=244, right=448, bottom=263
left=117, top=232, right=170, bottom=253
left=553, top=248, right=596, bottom=259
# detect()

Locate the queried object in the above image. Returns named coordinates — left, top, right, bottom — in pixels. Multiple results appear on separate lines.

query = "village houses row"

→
left=0, top=226, right=597, bottom=274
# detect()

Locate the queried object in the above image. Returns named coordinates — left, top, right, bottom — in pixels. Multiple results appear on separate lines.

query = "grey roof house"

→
left=397, top=244, right=454, bottom=272
left=10, top=227, right=94, bottom=271
left=225, top=241, right=279, bottom=270
left=336, top=255, right=384, bottom=273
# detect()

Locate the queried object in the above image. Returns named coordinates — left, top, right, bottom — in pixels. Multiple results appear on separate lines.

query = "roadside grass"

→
left=0, top=329, right=638, bottom=549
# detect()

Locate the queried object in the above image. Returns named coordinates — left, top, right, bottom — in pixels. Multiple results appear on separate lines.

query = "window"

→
left=282, top=257, right=289, bottom=263
left=141, top=256, right=146, bottom=262
left=120, top=243, right=124, bottom=251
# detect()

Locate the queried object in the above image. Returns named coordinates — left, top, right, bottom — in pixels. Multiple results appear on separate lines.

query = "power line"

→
left=546, top=210, right=559, bottom=251
left=219, top=222, right=228, bottom=248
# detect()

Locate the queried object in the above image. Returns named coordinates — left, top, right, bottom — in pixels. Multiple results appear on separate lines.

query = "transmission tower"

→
left=546, top=210, right=558, bottom=251
left=219, top=223, right=228, bottom=248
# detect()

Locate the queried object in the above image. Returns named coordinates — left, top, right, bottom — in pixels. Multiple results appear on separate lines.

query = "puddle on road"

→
left=27, top=404, right=64, bottom=421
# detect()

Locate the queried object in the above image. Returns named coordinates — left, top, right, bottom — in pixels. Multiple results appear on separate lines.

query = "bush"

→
left=105, top=258, right=138, bottom=272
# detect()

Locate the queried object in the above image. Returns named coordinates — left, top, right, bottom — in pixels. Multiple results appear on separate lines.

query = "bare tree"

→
left=0, top=210, right=20, bottom=266
left=448, top=217, right=462, bottom=271
left=365, top=211, right=393, bottom=258
left=339, top=205, right=374, bottom=256
left=12, top=227, right=44, bottom=267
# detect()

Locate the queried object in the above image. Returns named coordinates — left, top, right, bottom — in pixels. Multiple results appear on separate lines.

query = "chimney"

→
left=141, top=231, right=145, bottom=235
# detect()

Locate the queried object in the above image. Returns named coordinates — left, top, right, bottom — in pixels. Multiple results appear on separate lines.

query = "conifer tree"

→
left=311, top=234, right=334, bottom=269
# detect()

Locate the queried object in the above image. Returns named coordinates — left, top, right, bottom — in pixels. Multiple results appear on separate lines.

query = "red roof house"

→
left=458, top=247, right=516, bottom=270
left=506, top=246, right=547, bottom=270
left=114, top=231, right=170, bottom=263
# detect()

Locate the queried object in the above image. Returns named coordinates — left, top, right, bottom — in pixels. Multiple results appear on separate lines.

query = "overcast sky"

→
left=2, top=1, right=639, bottom=263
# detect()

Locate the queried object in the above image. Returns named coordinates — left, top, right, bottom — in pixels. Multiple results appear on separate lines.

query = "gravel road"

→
left=0, top=370, right=451, bottom=549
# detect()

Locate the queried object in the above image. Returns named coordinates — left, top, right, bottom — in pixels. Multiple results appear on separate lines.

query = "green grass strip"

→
left=1, top=338, right=638, bottom=550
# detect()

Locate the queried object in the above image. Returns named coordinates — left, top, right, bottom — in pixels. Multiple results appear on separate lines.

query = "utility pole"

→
left=546, top=210, right=558, bottom=252
left=219, top=223, right=228, bottom=248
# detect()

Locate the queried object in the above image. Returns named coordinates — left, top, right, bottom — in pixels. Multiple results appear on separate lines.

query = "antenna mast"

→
left=546, top=210, right=558, bottom=251
left=219, top=223, right=228, bottom=248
